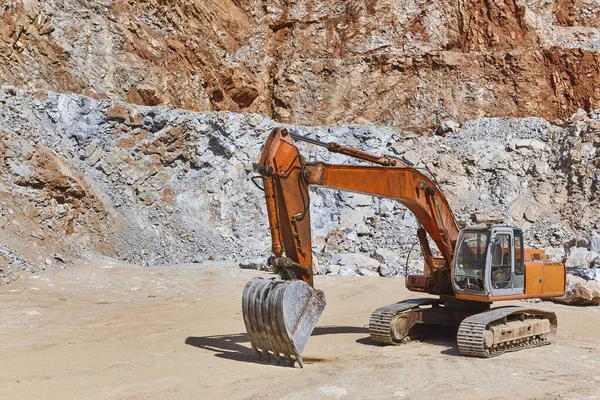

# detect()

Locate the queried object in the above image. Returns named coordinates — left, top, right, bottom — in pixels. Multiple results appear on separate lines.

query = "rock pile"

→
left=553, top=275, right=600, bottom=306
left=0, top=87, right=598, bottom=294
left=0, top=244, right=39, bottom=284
left=553, top=231, right=600, bottom=305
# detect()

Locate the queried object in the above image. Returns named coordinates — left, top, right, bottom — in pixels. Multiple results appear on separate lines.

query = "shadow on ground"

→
left=355, top=326, right=460, bottom=355
left=313, top=325, right=368, bottom=335
left=185, top=333, right=264, bottom=364
left=186, top=325, right=461, bottom=365
left=185, top=325, right=369, bottom=365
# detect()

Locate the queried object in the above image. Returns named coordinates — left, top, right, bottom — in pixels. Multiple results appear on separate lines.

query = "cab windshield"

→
left=454, top=231, right=489, bottom=292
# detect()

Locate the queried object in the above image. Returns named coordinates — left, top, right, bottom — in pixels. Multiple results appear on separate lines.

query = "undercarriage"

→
left=369, top=298, right=557, bottom=357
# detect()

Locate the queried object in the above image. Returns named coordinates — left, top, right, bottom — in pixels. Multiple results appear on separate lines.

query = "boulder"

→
left=339, top=265, right=358, bottom=276
left=358, top=268, right=376, bottom=277
left=378, top=264, right=392, bottom=277
left=312, top=236, right=327, bottom=254
left=471, top=210, right=504, bottom=224
left=552, top=275, right=600, bottom=306
left=328, top=252, right=380, bottom=277
left=564, top=247, right=593, bottom=269
left=372, top=248, right=405, bottom=277
left=318, top=264, right=341, bottom=275
left=332, top=252, right=379, bottom=270
left=544, top=247, right=565, bottom=263
left=372, top=248, right=399, bottom=265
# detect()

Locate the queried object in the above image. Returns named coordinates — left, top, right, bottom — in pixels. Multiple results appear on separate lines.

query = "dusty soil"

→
left=1, top=260, right=599, bottom=400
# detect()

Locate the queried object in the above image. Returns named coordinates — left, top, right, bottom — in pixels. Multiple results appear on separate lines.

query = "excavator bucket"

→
left=242, top=277, right=326, bottom=368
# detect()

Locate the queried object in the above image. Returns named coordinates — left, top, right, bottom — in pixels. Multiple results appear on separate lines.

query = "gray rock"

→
left=358, top=268, right=376, bottom=277
left=86, top=147, right=103, bottom=166
left=570, top=268, right=599, bottom=281
left=471, top=210, right=504, bottom=224
left=565, top=247, right=593, bottom=269
left=339, top=265, right=358, bottom=276
left=589, top=232, right=600, bottom=252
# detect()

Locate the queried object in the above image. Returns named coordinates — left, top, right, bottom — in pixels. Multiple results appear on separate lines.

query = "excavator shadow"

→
left=185, top=333, right=265, bottom=365
left=185, top=326, right=461, bottom=364
left=185, top=326, right=370, bottom=365
left=355, top=326, right=462, bottom=356
left=427, top=336, right=462, bottom=356
left=312, top=325, right=369, bottom=336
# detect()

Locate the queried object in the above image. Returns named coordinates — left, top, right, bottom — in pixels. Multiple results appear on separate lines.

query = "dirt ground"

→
left=1, top=260, right=599, bottom=400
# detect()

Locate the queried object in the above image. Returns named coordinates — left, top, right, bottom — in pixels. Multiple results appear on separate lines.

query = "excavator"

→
left=242, top=127, right=566, bottom=368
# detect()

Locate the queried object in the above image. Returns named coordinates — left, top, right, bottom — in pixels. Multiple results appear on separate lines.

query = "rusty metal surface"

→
left=457, top=306, right=557, bottom=357
left=242, top=277, right=326, bottom=368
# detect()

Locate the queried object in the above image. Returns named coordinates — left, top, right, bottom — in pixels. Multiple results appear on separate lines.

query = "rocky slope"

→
left=0, top=86, right=598, bottom=288
left=1, top=0, right=600, bottom=132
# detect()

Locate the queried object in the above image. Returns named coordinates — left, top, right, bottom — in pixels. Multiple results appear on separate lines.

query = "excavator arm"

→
left=260, top=127, right=459, bottom=291
left=242, top=127, right=460, bottom=367
left=242, top=127, right=563, bottom=367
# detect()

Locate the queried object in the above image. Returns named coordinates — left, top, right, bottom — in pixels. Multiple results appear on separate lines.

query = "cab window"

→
left=514, top=234, right=524, bottom=275
left=491, top=234, right=512, bottom=289
left=454, top=231, right=488, bottom=292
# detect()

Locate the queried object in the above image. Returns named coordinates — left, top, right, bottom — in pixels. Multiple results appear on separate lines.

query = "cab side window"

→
left=491, top=234, right=512, bottom=288
left=514, top=234, right=524, bottom=275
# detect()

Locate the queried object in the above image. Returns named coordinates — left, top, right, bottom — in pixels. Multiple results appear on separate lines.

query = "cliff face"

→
left=1, top=0, right=600, bottom=132
left=0, top=87, right=598, bottom=283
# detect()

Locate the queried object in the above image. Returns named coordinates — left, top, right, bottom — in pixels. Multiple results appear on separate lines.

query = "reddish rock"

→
left=0, top=1, right=599, bottom=132
left=106, top=105, right=131, bottom=124
left=552, top=275, right=600, bottom=306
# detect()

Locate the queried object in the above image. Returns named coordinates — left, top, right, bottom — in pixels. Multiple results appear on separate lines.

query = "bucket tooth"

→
left=242, top=277, right=326, bottom=367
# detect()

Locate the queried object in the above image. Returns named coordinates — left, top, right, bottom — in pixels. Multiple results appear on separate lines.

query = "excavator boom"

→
left=244, top=127, right=459, bottom=366
left=259, top=127, right=459, bottom=289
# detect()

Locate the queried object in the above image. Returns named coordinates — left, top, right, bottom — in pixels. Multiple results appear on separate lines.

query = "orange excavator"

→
left=242, top=127, right=566, bottom=367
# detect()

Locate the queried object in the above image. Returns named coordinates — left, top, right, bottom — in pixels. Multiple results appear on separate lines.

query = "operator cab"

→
left=452, top=225, right=525, bottom=297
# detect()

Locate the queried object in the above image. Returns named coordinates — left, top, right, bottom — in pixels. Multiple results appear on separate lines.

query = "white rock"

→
left=327, top=265, right=341, bottom=275
left=378, top=264, right=392, bottom=277
left=565, top=247, right=592, bottom=269
left=471, top=210, right=504, bottom=224
left=333, top=252, right=380, bottom=271
left=544, top=247, right=565, bottom=263
left=339, top=265, right=358, bottom=276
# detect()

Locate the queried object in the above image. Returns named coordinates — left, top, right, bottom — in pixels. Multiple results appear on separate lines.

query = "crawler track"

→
left=369, top=298, right=441, bottom=344
left=457, top=306, right=557, bottom=357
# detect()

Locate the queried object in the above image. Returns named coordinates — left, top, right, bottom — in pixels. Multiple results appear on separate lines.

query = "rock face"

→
left=0, top=87, right=599, bottom=283
left=1, top=1, right=600, bottom=132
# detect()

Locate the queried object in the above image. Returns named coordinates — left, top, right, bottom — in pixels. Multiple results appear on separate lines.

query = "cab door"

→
left=487, top=228, right=525, bottom=296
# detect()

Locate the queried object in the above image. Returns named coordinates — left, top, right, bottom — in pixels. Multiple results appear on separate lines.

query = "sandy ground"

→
left=1, top=260, right=599, bottom=400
